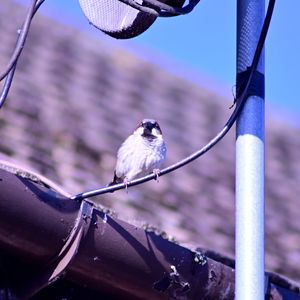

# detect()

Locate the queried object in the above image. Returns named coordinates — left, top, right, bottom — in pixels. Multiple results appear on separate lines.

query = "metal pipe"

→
left=235, top=0, right=265, bottom=300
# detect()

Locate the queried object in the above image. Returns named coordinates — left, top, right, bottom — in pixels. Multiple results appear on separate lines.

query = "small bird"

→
left=108, top=119, right=167, bottom=188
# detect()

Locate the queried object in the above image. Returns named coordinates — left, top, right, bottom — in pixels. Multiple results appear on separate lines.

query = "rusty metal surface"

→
left=67, top=209, right=236, bottom=300
left=0, top=168, right=299, bottom=299
left=0, top=168, right=235, bottom=299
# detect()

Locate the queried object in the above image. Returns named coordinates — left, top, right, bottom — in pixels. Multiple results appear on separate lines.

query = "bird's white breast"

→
left=115, top=133, right=166, bottom=181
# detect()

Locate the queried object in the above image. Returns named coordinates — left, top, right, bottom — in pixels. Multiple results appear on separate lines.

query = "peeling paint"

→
left=153, top=265, right=191, bottom=299
left=193, top=251, right=207, bottom=266
left=209, top=270, right=217, bottom=282
left=170, top=265, right=179, bottom=277
left=102, top=214, right=108, bottom=223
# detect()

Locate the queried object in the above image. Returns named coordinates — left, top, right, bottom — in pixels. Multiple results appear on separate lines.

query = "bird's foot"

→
left=124, top=177, right=129, bottom=193
left=153, top=169, right=161, bottom=182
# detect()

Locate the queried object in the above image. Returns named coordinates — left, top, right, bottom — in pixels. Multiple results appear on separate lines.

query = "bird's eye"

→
left=155, top=123, right=162, bottom=133
left=136, top=121, right=143, bottom=129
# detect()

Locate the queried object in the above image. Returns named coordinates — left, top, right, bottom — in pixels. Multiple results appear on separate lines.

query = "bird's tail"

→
left=106, top=172, right=120, bottom=192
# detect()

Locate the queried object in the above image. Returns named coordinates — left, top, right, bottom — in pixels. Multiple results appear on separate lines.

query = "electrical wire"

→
left=0, top=63, right=17, bottom=109
left=0, top=0, right=195, bottom=108
left=0, top=0, right=275, bottom=199
left=0, top=0, right=37, bottom=81
left=118, top=0, right=201, bottom=17
left=71, top=0, right=276, bottom=201
left=0, top=0, right=45, bottom=108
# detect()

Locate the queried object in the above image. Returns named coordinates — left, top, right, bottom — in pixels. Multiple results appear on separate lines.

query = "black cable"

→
left=34, top=0, right=46, bottom=12
left=0, top=0, right=37, bottom=81
left=159, top=0, right=201, bottom=17
left=0, top=0, right=194, bottom=108
left=0, top=63, right=17, bottom=109
left=0, top=0, right=45, bottom=108
left=153, top=0, right=201, bottom=17
left=118, top=0, right=200, bottom=17
left=118, top=0, right=160, bottom=16
left=71, top=0, right=276, bottom=201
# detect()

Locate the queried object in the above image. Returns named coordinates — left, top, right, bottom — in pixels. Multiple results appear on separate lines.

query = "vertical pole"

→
left=235, top=0, right=265, bottom=300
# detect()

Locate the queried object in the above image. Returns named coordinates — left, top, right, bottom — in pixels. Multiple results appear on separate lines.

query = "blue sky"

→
left=18, top=0, right=299, bottom=124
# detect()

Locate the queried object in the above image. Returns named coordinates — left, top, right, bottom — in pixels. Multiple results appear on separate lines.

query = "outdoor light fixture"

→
left=0, top=0, right=200, bottom=107
left=78, top=0, right=200, bottom=39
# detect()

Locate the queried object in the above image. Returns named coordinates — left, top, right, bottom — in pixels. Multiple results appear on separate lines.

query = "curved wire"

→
left=0, top=0, right=194, bottom=108
left=0, top=0, right=45, bottom=108
left=117, top=0, right=159, bottom=16
left=71, top=0, right=275, bottom=202
left=149, top=0, right=201, bottom=17
left=159, top=0, right=201, bottom=17
left=0, top=0, right=38, bottom=81
left=117, top=0, right=200, bottom=17
left=0, top=63, right=17, bottom=109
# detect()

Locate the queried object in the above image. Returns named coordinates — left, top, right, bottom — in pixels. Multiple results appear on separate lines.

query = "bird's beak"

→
left=143, top=127, right=152, bottom=136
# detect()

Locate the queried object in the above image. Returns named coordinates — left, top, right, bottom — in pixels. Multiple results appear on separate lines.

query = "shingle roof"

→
left=1, top=0, right=300, bottom=284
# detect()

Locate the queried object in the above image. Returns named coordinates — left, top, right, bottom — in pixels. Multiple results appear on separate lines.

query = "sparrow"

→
left=108, top=119, right=167, bottom=188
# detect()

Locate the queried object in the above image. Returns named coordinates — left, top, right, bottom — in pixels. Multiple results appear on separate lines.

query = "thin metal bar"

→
left=0, top=63, right=16, bottom=108
left=235, top=0, right=265, bottom=299
left=72, top=1, right=274, bottom=203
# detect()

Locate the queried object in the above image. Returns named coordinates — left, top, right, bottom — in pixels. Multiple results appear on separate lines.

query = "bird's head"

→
left=135, top=119, right=162, bottom=139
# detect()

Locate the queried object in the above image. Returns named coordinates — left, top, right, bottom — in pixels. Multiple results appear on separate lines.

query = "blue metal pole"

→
left=235, top=0, right=265, bottom=299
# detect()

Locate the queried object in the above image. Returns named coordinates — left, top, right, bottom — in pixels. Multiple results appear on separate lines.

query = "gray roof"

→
left=1, top=0, right=300, bottom=284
